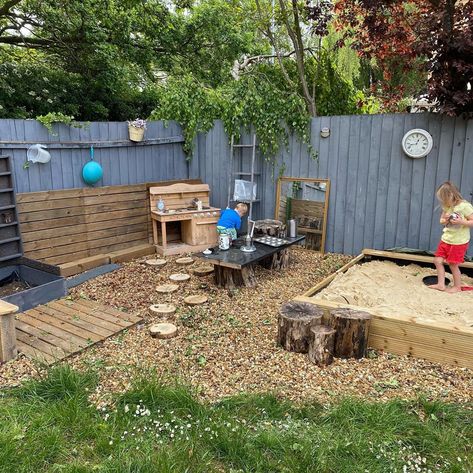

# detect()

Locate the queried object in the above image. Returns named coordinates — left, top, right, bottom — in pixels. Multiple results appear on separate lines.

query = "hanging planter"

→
left=128, top=118, right=147, bottom=142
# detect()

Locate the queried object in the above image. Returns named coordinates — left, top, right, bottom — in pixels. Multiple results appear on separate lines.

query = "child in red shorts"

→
left=429, top=181, right=473, bottom=293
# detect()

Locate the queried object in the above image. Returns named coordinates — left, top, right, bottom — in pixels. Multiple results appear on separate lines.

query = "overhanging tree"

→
left=334, top=0, right=473, bottom=116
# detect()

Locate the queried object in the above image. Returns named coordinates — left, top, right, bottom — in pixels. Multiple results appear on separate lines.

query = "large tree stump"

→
left=308, top=325, right=336, bottom=366
left=259, top=248, right=291, bottom=270
left=254, top=219, right=286, bottom=238
left=329, top=308, right=372, bottom=359
left=278, top=301, right=323, bottom=353
left=214, top=265, right=256, bottom=289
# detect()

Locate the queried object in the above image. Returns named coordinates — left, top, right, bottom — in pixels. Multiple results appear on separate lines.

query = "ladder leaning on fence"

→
left=226, top=134, right=260, bottom=221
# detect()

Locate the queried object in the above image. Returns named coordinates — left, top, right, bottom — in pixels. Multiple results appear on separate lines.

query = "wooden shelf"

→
left=298, top=226, right=322, bottom=235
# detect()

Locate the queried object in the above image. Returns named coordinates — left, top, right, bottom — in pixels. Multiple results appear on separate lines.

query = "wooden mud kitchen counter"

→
left=149, top=183, right=220, bottom=256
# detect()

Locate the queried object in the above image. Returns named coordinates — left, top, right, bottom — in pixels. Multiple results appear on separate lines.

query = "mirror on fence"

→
left=275, top=177, right=330, bottom=253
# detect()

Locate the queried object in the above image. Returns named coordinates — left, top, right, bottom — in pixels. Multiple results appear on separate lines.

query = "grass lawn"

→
left=0, top=366, right=471, bottom=473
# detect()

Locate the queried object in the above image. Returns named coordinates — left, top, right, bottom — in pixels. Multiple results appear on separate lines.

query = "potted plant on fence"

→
left=128, top=118, right=147, bottom=142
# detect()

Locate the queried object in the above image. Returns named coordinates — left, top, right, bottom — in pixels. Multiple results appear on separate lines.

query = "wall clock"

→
left=401, top=128, right=433, bottom=158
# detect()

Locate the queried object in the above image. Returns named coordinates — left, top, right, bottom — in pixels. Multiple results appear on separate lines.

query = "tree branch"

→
left=0, top=0, right=22, bottom=17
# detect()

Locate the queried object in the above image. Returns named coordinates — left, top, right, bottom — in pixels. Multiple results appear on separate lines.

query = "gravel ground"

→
left=1, top=247, right=472, bottom=407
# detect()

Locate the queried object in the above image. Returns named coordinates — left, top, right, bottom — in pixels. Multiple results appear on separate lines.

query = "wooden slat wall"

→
left=17, top=185, right=150, bottom=265
left=17, top=179, right=203, bottom=265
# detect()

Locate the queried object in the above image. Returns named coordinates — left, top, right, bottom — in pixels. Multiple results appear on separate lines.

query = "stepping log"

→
left=329, top=308, right=372, bottom=359
left=148, top=304, right=176, bottom=316
left=193, top=265, right=214, bottom=277
left=169, top=273, right=190, bottom=282
left=149, top=323, right=177, bottom=339
left=184, top=295, right=208, bottom=306
left=156, top=284, right=179, bottom=294
left=308, top=325, right=336, bottom=367
left=176, top=257, right=194, bottom=266
left=277, top=301, right=323, bottom=353
left=146, top=258, right=167, bottom=267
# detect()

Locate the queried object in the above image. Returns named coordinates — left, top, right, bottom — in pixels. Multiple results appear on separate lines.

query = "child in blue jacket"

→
left=217, top=203, right=248, bottom=240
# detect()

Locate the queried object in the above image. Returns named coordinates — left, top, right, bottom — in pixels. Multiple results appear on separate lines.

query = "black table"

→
left=194, top=235, right=305, bottom=288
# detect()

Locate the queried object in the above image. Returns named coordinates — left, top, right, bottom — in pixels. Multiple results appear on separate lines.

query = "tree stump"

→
left=148, top=304, right=176, bottom=316
left=184, top=295, right=208, bottom=306
left=308, top=325, right=336, bottom=366
left=329, top=308, right=372, bottom=359
left=169, top=273, right=191, bottom=282
left=176, top=257, right=194, bottom=266
left=277, top=301, right=323, bottom=353
left=193, top=265, right=214, bottom=277
left=149, top=323, right=177, bottom=339
left=214, top=265, right=256, bottom=289
left=259, top=248, right=291, bottom=270
left=254, top=219, right=286, bottom=238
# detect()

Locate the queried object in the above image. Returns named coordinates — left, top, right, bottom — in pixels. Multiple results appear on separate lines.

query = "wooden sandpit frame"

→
left=294, top=249, right=473, bottom=369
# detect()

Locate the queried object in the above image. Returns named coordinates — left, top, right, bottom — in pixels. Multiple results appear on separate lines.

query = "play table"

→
left=194, top=236, right=305, bottom=289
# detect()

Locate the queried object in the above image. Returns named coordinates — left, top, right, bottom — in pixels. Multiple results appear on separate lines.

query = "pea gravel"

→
left=1, top=247, right=472, bottom=407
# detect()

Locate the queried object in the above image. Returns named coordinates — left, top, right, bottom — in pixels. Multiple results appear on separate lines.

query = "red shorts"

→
left=435, top=241, right=469, bottom=264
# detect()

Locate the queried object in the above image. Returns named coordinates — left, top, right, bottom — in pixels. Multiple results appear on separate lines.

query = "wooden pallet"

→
left=14, top=299, right=142, bottom=364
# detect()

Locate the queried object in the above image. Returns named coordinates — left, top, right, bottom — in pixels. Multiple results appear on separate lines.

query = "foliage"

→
left=150, top=57, right=362, bottom=159
left=36, top=112, right=85, bottom=135
left=0, top=365, right=472, bottom=472
left=334, top=0, right=473, bottom=117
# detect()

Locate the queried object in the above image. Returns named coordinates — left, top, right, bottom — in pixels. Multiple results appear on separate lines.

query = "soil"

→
left=0, top=280, right=30, bottom=298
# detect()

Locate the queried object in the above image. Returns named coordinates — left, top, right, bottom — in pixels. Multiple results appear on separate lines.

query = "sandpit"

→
left=316, top=260, right=473, bottom=326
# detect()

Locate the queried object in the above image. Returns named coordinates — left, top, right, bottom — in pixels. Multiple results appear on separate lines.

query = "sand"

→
left=316, top=260, right=473, bottom=326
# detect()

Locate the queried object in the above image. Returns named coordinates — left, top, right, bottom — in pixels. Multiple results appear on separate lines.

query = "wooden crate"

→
left=294, top=249, right=473, bottom=369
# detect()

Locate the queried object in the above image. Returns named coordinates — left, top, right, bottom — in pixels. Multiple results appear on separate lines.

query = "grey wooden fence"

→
left=0, top=120, right=188, bottom=192
left=1, top=114, right=472, bottom=256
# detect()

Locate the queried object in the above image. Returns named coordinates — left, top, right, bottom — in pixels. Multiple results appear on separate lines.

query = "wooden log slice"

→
left=184, top=295, right=208, bottom=306
left=149, top=323, right=177, bottom=339
left=169, top=273, right=191, bottom=282
left=214, top=266, right=256, bottom=289
left=156, top=284, right=179, bottom=293
left=176, top=257, right=194, bottom=266
left=278, top=302, right=324, bottom=353
left=308, top=325, right=336, bottom=366
left=329, top=308, right=372, bottom=359
left=148, top=304, right=176, bottom=316
left=146, top=258, right=167, bottom=267
left=193, top=265, right=214, bottom=277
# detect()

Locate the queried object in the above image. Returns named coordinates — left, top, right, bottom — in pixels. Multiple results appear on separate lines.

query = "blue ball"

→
left=82, top=161, right=103, bottom=185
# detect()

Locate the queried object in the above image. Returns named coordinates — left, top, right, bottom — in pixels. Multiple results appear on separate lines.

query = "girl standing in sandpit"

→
left=429, top=181, right=473, bottom=293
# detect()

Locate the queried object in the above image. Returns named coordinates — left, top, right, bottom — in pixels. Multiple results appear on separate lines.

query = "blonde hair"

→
left=235, top=203, right=248, bottom=214
left=436, top=181, right=464, bottom=208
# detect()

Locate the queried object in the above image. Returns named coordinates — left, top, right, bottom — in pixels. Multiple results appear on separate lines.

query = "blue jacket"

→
left=217, top=208, right=241, bottom=230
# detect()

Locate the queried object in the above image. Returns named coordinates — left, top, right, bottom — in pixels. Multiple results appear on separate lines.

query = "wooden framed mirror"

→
left=275, top=177, right=330, bottom=254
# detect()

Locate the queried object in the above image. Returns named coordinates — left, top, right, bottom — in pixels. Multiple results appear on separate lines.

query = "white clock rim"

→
left=402, top=129, right=433, bottom=159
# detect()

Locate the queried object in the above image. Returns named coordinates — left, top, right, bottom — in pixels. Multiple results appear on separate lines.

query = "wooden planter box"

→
left=294, top=249, right=473, bottom=369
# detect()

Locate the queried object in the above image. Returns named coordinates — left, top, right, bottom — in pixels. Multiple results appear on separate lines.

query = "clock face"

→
left=402, top=129, right=433, bottom=158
